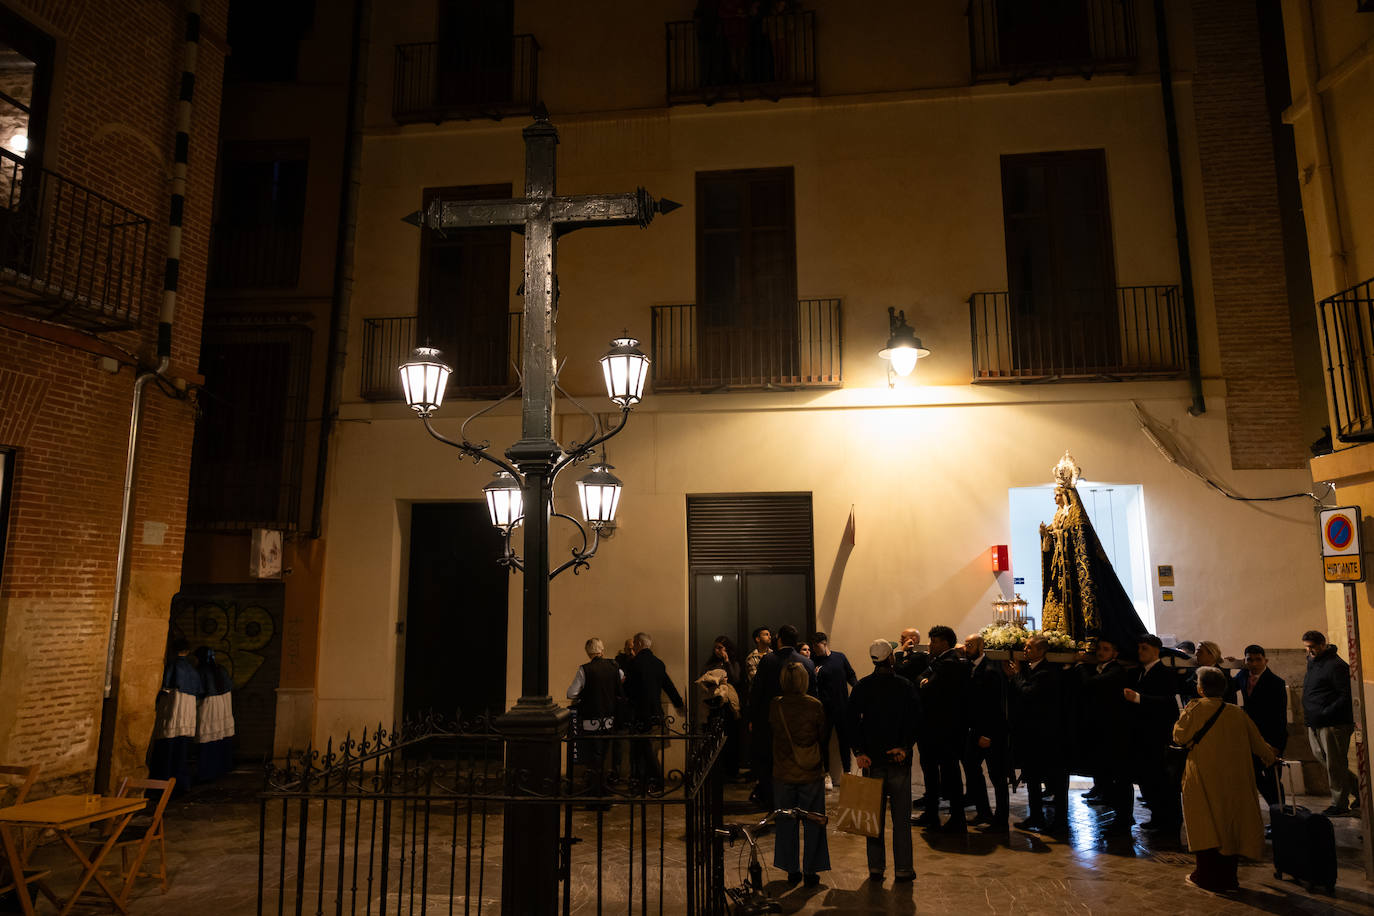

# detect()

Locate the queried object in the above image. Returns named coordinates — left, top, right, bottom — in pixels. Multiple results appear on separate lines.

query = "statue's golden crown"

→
left=1052, top=451, right=1082, bottom=488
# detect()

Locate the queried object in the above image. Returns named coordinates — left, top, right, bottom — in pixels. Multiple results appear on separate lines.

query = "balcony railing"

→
left=209, top=222, right=303, bottom=289
left=651, top=298, right=842, bottom=391
left=393, top=36, right=540, bottom=124
left=361, top=313, right=522, bottom=401
left=0, top=149, right=150, bottom=331
left=968, top=0, right=1138, bottom=84
left=969, top=285, right=1184, bottom=381
left=1318, top=277, right=1374, bottom=443
left=666, top=10, right=816, bottom=105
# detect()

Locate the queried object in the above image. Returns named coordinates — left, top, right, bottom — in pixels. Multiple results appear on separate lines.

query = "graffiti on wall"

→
left=170, top=583, right=284, bottom=761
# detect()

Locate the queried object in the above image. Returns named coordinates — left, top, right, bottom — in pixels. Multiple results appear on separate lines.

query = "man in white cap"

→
left=845, top=638, right=923, bottom=883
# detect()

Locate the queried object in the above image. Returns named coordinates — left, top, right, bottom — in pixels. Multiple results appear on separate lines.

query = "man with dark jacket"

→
left=893, top=627, right=939, bottom=812
left=1234, top=643, right=1288, bottom=807
left=961, top=633, right=1009, bottom=831
left=1076, top=637, right=1133, bottom=834
left=913, top=625, right=970, bottom=831
left=567, top=636, right=626, bottom=793
left=748, top=625, right=815, bottom=808
left=1124, top=633, right=1182, bottom=832
left=1005, top=634, right=1070, bottom=833
left=811, top=631, right=858, bottom=785
left=623, top=632, right=686, bottom=787
left=1302, top=630, right=1358, bottom=815
left=847, top=639, right=922, bottom=883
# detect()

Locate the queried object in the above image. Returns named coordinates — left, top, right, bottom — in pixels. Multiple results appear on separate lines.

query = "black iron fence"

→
left=967, top=0, right=1138, bottom=83
left=0, top=148, right=150, bottom=330
left=258, top=716, right=727, bottom=915
left=666, top=10, right=816, bottom=104
left=969, top=285, right=1184, bottom=381
left=1318, top=276, right=1374, bottom=442
left=361, top=313, right=523, bottom=401
left=651, top=298, right=842, bottom=391
left=394, top=36, right=540, bottom=124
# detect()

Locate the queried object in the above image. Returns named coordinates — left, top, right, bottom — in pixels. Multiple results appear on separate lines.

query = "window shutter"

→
left=686, top=493, right=813, bottom=569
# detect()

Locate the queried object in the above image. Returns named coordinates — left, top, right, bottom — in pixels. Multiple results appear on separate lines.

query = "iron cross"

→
left=402, top=113, right=679, bottom=443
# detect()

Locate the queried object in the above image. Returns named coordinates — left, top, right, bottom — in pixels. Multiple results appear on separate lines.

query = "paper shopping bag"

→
left=832, top=773, right=884, bottom=838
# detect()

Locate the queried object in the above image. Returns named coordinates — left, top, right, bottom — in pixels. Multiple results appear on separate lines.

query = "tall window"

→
left=687, top=493, right=814, bottom=692
left=226, top=0, right=315, bottom=82
left=418, top=183, right=514, bottom=394
left=995, top=0, right=1091, bottom=70
left=1000, top=149, right=1117, bottom=370
left=0, top=6, right=52, bottom=167
left=211, top=143, right=308, bottom=289
left=188, top=324, right=312, bottom=531
left=437, top=0, right=514, bottom=109
left=695, top=167, right=798, bottom=385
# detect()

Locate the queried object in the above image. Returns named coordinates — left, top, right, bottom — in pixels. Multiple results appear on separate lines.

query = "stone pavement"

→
left=8, top=771, right=1374, bottom=914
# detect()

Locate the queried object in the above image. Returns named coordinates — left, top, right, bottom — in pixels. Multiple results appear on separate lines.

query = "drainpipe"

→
left=1153, top=0, right=1205, bottom=415
left=103, top=0, right=199, bottom=700
left=311, top=0, right=369, bottom=539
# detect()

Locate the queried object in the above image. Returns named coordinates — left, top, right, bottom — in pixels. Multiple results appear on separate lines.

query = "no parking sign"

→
left=1321, top=506, right=1364, bottom=582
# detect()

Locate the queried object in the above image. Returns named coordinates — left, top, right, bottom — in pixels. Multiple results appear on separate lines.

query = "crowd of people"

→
left=567, top=623, right=1359, bottom=894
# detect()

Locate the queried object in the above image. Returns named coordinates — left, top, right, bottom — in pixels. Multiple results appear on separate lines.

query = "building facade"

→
left=290, top=0, right=1332, bottom=746
left=0, top=0, right=227, bottom=791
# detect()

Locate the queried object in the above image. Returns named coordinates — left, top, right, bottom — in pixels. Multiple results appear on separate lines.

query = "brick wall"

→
left=0, top=0, right=227, bottom=792
left=1189, top=0, right=1306, bottom=469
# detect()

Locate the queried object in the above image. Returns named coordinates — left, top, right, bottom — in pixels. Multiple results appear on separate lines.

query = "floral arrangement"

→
left=979, top=624, right=1085, bottom=653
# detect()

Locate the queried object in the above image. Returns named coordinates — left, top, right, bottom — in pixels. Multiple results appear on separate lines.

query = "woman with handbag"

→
left=770, top=661, right=829, bottom=887
left=1174, top=666, right=1278, bottom=893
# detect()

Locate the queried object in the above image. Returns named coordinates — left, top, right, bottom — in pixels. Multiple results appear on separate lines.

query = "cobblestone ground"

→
left=9, top=771, right=1372, bottom=915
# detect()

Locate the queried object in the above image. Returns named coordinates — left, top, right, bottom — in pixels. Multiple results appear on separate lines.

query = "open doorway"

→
left=402, top=503, right=508, bottom=724
left=1007, top=483, right=1155, bottom=633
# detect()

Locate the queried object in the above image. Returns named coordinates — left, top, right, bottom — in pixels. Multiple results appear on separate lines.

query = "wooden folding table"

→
left=0, top=794, right=147, bottom=915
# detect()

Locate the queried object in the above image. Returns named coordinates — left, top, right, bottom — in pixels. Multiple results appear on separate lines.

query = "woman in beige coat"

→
left=1173, top=666, right=1279, bottom=893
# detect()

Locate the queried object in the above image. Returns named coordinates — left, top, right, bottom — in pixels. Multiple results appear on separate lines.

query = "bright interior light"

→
left=483, top=471, right=523, bottom=529
left=9, top=133, right=27, bottom=154
left=399, top=346, right=451, bottom=415
left=599, top=337, right=650, bottom=407
left=888, top=346, right=920, bottom=377
left=576, top=462, right=623, bottom=527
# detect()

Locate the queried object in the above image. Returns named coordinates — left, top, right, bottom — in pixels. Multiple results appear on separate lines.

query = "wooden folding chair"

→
left=0, top=763, right=58, bottom=906
left=79, top=776, right=175, bottom=906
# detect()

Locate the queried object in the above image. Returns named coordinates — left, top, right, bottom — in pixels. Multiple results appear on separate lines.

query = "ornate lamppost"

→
left=398, top=113, right=674, bottom=913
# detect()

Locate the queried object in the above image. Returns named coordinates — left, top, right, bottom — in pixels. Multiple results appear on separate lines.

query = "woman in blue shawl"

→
left=149, top=636, right=201, bottom=795
left=194, top=646, right=236, bottom=782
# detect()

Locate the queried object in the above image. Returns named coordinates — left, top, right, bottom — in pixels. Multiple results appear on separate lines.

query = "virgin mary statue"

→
left=1040, top=452, right=1147, bottom=653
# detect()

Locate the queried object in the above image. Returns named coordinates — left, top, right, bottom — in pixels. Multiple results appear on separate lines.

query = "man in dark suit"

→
left=1005, top=634, right=1070, bottom=833
left=913, top=625, right=970, bottom=831
left=1076, top=637, right=1134, bottom=834
left=747, top=624, right=815, bottom=808
left=893, top=627, right=939, bottom=812
left=1234, top=643, right=1288, bottom=806
left=961, top=633, right=1009, bottom=831
left=1124, top=633, right=1182, bottom=833
left=623, top=631, right=686, bottom=788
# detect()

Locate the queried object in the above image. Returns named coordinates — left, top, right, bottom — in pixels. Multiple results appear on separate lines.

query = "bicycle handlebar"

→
left=715, top=807, right=829, bottom=840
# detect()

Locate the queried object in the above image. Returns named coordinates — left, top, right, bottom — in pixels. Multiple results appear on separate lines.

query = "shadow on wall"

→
left=816, top=507, right=855, bottom=635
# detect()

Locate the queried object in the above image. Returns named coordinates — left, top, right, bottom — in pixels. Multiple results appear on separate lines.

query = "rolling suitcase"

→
left=1270, top=761, right=1337, bottom=893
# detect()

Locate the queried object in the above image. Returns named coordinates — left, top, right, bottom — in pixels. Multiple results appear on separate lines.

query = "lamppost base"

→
left=497, top=696, right=571, bottom=914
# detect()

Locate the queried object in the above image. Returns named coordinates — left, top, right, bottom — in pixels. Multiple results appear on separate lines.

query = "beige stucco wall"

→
left=305, top=0, right=1330, bottom=744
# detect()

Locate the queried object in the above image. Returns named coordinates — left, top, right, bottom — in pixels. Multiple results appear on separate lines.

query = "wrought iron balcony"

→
left=666, top=10, right=816, bottom=105
left=969, top=285, right=1185, bottom=381
left=1318, top=277, right=1374, bottom=443
left=393, top=36, right=540, bottom=124
left=361, top=313, right=522, bottom=401
left=650, top=298, right=842, bottom=391
left=967, top=0, right=1138, bottom=84
left=0, top=149, right=150, bottom=331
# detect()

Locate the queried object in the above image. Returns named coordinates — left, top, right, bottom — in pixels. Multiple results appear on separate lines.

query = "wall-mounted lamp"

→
left=878, top=307, right=930, bottom=387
